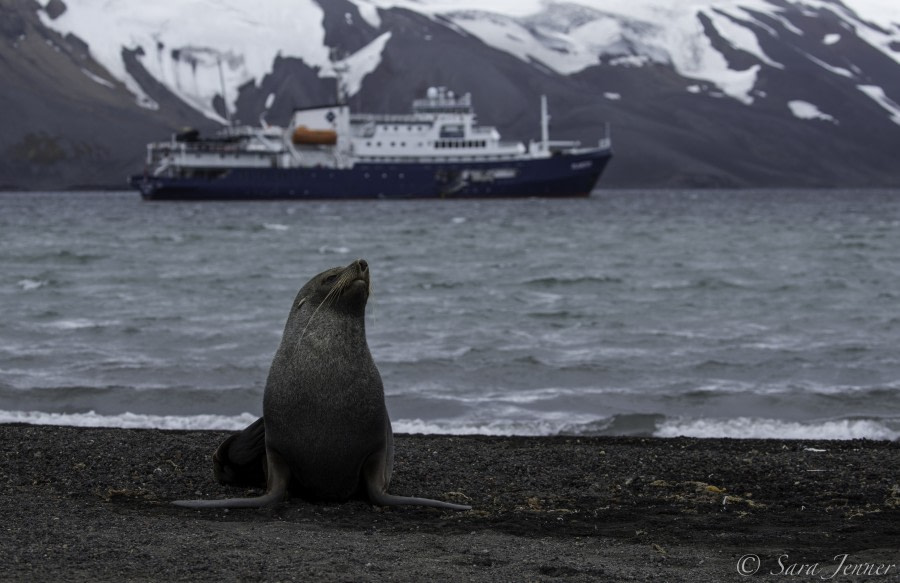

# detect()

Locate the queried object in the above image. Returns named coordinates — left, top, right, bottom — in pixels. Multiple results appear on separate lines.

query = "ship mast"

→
left=217, top=55, right=232, bottom=126
left=330, top=48, right=349, bottom=105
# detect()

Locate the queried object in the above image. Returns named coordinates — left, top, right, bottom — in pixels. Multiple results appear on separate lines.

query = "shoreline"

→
left=2, top=424, right=898, bottom=581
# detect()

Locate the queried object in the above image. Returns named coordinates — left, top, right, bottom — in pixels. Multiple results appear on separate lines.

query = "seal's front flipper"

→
left=213, top=417, right=267, bottom=488
left=173, top=446, right=290, bottom=509
left=362, top=448, right=471, bottom=511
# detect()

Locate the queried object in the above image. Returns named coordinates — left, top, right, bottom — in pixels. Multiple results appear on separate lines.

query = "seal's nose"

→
left=357, top=259, right=368, bottom=273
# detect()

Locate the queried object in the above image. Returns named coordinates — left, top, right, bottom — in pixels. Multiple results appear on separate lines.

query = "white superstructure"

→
left=141, top=87, right=611, bottom=177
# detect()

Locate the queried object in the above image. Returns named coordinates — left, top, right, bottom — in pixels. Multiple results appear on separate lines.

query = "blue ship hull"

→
left=130, top=149, right=611, bottom=201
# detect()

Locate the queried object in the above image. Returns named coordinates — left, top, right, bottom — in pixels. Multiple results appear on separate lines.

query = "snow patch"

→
left=857, top=84, right=900, bottom=125
left=705, top=9, right=784, bottom=69
left=609, top=55, right=650, bottom=67
left=81, top=68, right=114, bottom=88
left=353, top=0, right=383, bottom=29
left=839, top=0, right=900, bottom=28
left=447, top=12, right=601, bottom=75
left=328, top=32, right=393, bottom=96
left=35, top=0, right=900, bottom=116
left=37, top=0, right=342, bottom=122
left=788, top=100, right=837, bottom=123
left=804, top=52, right=855, bottom=78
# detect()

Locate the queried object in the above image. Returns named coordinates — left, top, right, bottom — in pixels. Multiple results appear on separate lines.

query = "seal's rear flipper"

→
left=362, top=449, right=471, bottom=511
left=212, top=417, right=267, bottom=488
left=173, top=447, right=290, bottom=509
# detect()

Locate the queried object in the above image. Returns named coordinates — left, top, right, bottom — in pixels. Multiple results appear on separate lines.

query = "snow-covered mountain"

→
left=3, top=0, right=900, bottom=189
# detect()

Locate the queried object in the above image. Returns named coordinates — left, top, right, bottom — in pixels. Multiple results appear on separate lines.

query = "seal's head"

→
left=292, top=259, right=371, bottom=320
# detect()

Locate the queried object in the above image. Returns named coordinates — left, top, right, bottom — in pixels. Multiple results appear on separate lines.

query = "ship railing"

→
left=350, top=113, right=437, bottom=124
left=148, top=142, right=277, bottom=169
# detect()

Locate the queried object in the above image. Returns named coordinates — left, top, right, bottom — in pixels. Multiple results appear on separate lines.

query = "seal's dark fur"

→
left=174, top=260, right=470, bottom=510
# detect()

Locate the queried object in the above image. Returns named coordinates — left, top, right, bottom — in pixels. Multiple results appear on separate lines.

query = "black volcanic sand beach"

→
left=1, top=425, right=898, bottom=582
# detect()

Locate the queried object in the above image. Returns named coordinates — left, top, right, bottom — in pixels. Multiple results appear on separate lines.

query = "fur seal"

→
left=173, top=259, right=470, bottom=511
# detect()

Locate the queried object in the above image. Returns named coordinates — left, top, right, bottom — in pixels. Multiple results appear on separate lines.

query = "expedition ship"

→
left=129, top=88, right=612, bottom=200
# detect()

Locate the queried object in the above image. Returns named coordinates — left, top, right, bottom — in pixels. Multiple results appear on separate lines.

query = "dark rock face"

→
left=1, top=0, right=899, bottom=190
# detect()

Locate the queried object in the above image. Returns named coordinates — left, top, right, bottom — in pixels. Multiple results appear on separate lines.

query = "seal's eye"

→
left=323, top=274, right=338, bottom=285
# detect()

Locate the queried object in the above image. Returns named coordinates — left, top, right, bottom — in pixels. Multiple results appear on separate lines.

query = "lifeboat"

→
left=291, top=125, right=337, bottom=146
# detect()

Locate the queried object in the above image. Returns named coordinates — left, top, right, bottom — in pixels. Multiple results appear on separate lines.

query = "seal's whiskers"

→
left=298, top=269, right=355, bottom=340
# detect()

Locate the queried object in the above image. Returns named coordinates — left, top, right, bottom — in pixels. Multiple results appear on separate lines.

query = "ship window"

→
left=377, top=142, right=382, bottom=147
left=440, top=124, right=464, bottom=138
left=390, top=142, right=395, bottom=147
left=401, top=142, right=406, bottom=147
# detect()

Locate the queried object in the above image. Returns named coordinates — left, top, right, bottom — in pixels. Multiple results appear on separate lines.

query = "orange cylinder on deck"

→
left=291, top=126, right=337, bottom=146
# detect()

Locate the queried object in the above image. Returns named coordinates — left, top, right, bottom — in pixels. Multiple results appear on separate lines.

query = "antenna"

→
left=540, top=95, right=550, bottom=150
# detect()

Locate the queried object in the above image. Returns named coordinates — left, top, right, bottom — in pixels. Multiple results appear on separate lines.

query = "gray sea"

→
left=2, top=189, right=899, bottom=440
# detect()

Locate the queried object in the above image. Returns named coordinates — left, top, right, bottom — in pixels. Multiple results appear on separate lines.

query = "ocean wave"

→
left=262, top=222, right=289, bottom=231
left=2, top=408, right=896, bottom=441
left=16, top=278, right=49, bottom=291
left=317, top=245, right=351, bottom=254
left=37, top=318, right=122, bottom=331
left=655, top=417, right=899, bottom=441
left=392, top=412, right=662, bottom=437
left=0, top=409, right=258, bottom=431
left=391, top=417, right=599, bottom=436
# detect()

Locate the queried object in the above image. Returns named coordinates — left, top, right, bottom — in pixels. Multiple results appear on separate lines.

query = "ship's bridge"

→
left=412, top=87, right=474, bottom=115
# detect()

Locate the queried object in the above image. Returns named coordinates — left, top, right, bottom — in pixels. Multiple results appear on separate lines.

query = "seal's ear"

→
left=294, top=298, right=306, bottom=311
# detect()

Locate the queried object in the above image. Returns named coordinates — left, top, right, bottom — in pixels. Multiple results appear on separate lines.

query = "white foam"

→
left=0, top=410, right=258, bottom=431
left=41, top=318, right=119, bottom=330
left=4, top=408, right=896, bottom=441
left=655, top=417, right=899, bottom=440
left=17, top=279, right=48, bottom=291
left=262, top=223, right=289, bottom=231
left=317, top=245, right=351, bottom=255
left=392, top=416, right=595, bottom=436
